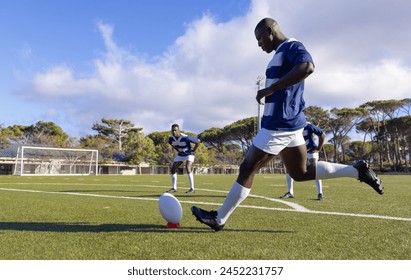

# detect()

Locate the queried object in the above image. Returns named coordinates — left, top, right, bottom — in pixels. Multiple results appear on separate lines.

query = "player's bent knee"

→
left=288, top=172, right=306, bottom=182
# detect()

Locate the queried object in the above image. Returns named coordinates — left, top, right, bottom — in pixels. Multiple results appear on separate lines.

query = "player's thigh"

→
left=171, top=161, right=183, bottom=172
left=280, top=145, right=311, bottom=181
left=237, top=145, right=274, bottom=186
left=241, top=145, right=274, bottom=173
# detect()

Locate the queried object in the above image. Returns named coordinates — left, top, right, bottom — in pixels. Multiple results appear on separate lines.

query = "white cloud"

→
left=17, top=0, right=411, bottom=138
left=31, top=66, right=101, bottom=97
left=308, top=59, right=411, bottom=109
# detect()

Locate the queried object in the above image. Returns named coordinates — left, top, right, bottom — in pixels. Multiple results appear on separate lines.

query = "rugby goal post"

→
left=13, top=146, right=99, bottom=176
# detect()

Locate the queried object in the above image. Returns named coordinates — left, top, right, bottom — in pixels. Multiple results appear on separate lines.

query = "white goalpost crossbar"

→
left=13, top=146, right=99, bottom=176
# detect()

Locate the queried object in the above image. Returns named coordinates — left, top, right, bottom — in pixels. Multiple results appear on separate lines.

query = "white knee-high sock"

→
left=188, top=173, right=194, bottom=190
left=216, top=182, right=250, bottom=225
left=171, top=173, right=177, bottom=189
left=316, top=161, right=358, bottom=179
left=315, top=180, right=323, bottom=194
left=286, top=173, right=294, bottom=194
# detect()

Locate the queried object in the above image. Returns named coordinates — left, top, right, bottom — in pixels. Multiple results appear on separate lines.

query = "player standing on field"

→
left=191, top=17, right=383, bottom=231
left=281, top=122, right=326, bottom=200
left=168, top=124, right=201, bottom=193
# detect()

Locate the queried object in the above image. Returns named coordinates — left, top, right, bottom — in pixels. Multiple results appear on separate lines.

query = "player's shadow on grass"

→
left=0, top=222, right=163, bottom=232
left=0, top=222, right=294, bottom=234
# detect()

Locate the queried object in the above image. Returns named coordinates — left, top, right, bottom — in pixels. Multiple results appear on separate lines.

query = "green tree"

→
left=327, top=107, right=368, bottom=162
left=147, top=131, right=175, bottom=165
left=124, top=130, right=156, bottom=164
left=29, top=121, right=72, bottom=147
left=347, top=141, right=373, bottom=162
left=92, top=119, right=141, bottom=151
left=0, top=125, right=24, bottom=148
left=360, top=99, right=406, bottom=169
left=3, top=121, right=72, bottom=147
left=223, top=117, right=255, bottom=154
left=304, top=106, right=330, bottom=130
left=78, top=134, right=117, bottom=161
left=385, top=116, right=411, bottom=171
left=400, top=98, right=411, bottom=116
left=322, top=143, right=334, bottom=162
left=198, top=127, right=226, bottom=153
left=191, top=140, right=211, bottom=165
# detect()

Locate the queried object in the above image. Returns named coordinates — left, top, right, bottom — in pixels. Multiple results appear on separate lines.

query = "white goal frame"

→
left=13, top=146, right=99, bottom=176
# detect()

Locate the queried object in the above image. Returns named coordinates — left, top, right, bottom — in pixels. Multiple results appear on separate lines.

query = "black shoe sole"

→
left=191, top=206, right=224, bottom=232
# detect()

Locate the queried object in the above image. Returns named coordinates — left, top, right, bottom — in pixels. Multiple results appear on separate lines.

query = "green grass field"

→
left=0, top=174, right=410, bottom=260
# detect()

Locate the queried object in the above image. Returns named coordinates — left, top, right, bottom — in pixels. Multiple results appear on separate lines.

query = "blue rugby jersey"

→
left=303, top=123, right=324, bottom=152
left=262, top=39, right=314, bottom=131
left=168, top=133, right=200, bottom=157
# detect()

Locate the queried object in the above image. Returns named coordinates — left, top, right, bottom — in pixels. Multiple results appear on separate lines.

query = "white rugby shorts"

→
left=253, top=128, right=305, bottom=155
left=174, top=154, right=195, bottom=162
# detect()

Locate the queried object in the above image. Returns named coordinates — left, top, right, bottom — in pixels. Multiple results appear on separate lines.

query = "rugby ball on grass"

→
left=158, top=193, right=183, bottom=224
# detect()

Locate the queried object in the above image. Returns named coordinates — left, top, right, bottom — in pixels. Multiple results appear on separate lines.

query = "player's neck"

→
left=273, top=35, right=288, bottom=51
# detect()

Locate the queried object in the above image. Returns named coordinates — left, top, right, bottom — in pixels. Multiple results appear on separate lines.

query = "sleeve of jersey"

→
left=312, top=125, right=324, bottom=136
left=187, top=135, right=199, bottom=144
left=288, top=41, right=314, bottom=66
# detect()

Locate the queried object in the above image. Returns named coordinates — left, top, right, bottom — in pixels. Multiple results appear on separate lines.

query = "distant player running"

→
left=168, top=124, right=201, bottom=193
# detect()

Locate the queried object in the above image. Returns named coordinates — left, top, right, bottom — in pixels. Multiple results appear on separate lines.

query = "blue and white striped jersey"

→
left=303, top=123, right=324, bottom=152
left=168, top=133, right=200, bottom=157
left=262, top=38, right=314, bottom=131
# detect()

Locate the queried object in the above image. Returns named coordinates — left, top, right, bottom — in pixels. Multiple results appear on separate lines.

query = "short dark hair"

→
left=255, top=17, right=277, bottom=31
left=171, top=124, right=179, bottom=129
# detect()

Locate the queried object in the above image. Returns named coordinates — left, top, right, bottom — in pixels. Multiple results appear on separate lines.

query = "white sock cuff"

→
left=233, top=181, right=250, bottom=199
left=216, top=182, right=250, bottom=225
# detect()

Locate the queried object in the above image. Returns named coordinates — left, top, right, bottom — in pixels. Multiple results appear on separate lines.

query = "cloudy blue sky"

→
left=1, top=0, right=410, bottom=138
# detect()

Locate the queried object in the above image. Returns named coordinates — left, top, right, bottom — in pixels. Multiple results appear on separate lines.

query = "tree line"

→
left=1, top=98, right=410, bottom=172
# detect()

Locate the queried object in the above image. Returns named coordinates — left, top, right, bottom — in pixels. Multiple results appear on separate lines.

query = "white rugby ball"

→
left=158, top=193, right=183, bottom=224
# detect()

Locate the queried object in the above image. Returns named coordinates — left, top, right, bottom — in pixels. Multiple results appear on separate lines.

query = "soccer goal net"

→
left=13, top=146, right=99, bottom=176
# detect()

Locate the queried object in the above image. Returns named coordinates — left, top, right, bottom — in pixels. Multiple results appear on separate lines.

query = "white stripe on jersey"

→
left=171, top=133, right=190, bottom=153
left=264, top=38, right=297, bottom=88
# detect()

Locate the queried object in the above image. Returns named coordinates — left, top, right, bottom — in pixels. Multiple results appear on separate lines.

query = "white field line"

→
left=0, top=183, right=308, bottom=211
left=0, top=184, right=410, bottom=222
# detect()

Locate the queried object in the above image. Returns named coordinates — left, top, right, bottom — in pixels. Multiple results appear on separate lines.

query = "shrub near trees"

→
left=1, top=98, right=410, bottom=172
